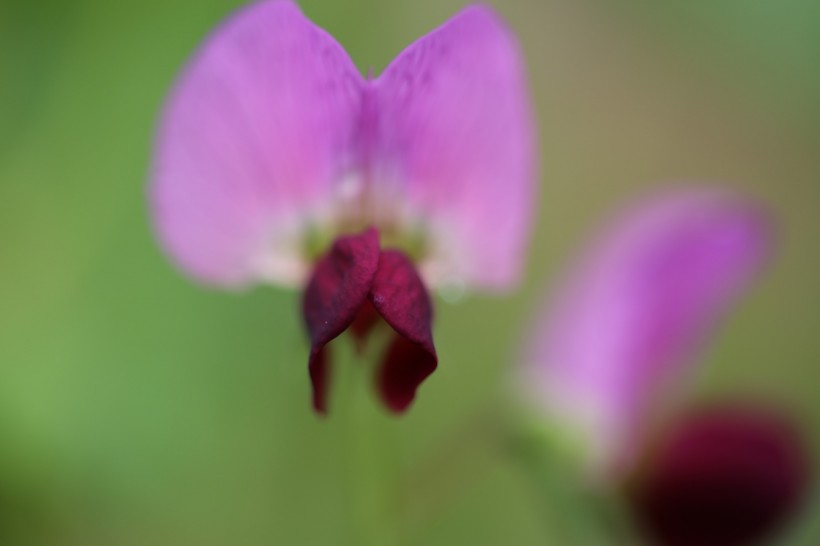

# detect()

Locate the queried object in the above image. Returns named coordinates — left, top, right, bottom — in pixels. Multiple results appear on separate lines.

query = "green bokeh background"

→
left=1, top=0, right=819, bottom=544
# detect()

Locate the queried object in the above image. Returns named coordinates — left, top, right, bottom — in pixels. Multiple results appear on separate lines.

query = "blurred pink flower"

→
left=521, top=188, right=772, bottom=473
left=630, top=404, right=809, bottom=546
left=150, top=1, right=536, bottom=413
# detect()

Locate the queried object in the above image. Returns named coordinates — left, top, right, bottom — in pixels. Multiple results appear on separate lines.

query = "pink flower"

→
left=521, top=188, right=772, bottom=473
left=150, top=1, right=536, bottom=413
left=523, top=189, right=812, bottom=544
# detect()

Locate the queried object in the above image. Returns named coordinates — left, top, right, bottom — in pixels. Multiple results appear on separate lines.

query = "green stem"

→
left=516, top=442, right=615, bottom=546
left=401, top=402, right=634, bottom=545
left=400, top=403, right=505, bottom=538
left=335, top=338, right=402, bottom=546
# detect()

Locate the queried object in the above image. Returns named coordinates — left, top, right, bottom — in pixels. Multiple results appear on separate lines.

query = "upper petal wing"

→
left=151, top=0, right=364, bottom=286
left=372, top=6, right=537, bottom=291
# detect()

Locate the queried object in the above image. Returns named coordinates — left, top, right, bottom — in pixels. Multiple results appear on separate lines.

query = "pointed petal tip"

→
left=309, top=347, right=330, bottom=415
left=378, top=336, right=438, bottom=414
left=378, top=350, right=439, bottom=415
left=368, top=250, right=438, bottom=413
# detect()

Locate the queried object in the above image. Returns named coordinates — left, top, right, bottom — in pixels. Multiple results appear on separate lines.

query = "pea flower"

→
left=150, top=1, right=536, bottom=413
left=521, top=188, right=812, bottom=544
left=520, top=188, right=772, bottom=474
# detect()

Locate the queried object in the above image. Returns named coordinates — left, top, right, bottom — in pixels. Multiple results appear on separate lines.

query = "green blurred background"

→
left=1, top=0, right=819, bottom=544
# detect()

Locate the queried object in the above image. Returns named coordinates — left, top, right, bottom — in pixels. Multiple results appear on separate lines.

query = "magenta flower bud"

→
left=149, top=1, right=537, bottom=413
left=521, top=188, right=772, bottom=473
left=630, top=404, right=810, bottom=546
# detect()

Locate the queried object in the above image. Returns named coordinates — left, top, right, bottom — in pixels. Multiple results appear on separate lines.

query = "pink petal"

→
left=303, top=229, right=380, bottom=413
left=630, top=404, right=809, bottom=546
left=369, top=250, right=437, bottom=412
left=523, top=188, right=773, bottom=473
left=371, top=6, right=537, bottom=291
left=151, top=0, right=364, bottom=286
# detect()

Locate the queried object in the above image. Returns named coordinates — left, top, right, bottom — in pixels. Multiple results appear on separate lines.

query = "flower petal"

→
left=348, top=300, right=380, bottom=353
left=372, top=6, right=537, bottom=291
left=378, top=336, right=438, bottom=413
left=523, top=188, right=773, bottom=474
left=303, top=228, right=380, bottom=413
left=151, top=0, right=364, bottom=286
left=630, top=405, right=809, bottom=546
left=369, top=250, right=437, bottom=412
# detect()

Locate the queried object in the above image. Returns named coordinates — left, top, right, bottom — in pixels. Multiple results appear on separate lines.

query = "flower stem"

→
left=401, top=402, right=629, bottom=544
left=336, top=339, right=402, bottom=546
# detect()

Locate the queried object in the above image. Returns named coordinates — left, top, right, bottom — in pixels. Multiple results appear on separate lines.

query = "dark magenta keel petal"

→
left=303, top=228, right=380, bottom=345
left=631, top=405, right=810, bottom=546
left=308, top=347, right=329, bottom=413
left=349, top=300, right=380, bottom=354
left=378, top=335, right=437, bottom=413
left=369, top=250, right=436, bottom=349
left=302, top=236, right=438, bottom=414
left=369, top=250, right=437, bottom=413
left=302, top=228, right=380, bottom=413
